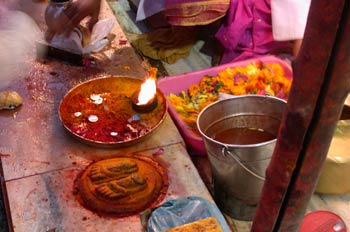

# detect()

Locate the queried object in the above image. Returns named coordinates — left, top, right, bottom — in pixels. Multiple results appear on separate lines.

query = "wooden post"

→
left=251, top=0, right=350, bottom=231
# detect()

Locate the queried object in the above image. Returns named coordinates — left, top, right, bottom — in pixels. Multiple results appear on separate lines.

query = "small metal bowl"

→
left=58, top=76, right=167, bottom=148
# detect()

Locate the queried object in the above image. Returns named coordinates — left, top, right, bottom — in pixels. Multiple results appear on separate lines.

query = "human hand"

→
left=46, top=0, right=101, bottom=42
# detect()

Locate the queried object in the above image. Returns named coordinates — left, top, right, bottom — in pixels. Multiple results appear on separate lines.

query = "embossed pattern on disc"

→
left=75, top=155, right=168, bottom=217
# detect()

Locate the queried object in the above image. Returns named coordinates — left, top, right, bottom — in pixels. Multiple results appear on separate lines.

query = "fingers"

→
left=62, top=1, right=78, bottom=19
left=46, top=0, right=101, bottom=39
left=88, top=10, right=99, bottom=31
left=63, top=14, right=84, bottom=37
left=87, top=0, right=101, bottom=31
left=45, top=30, right=54, bottom=43
left=62, top=3, right=82, bottom=36
left=63, top=0, right=100, bottom=36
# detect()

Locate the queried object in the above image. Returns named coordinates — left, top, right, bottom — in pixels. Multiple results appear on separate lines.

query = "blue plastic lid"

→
left=147, top=196, right=231, bottom=232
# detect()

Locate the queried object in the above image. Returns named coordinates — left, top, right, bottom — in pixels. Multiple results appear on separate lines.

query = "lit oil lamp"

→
left=132, top=77, right=158, bottom=113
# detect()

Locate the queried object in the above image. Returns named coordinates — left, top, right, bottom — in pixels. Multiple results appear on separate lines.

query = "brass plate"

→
left=59, top=76, right=167, bottom=147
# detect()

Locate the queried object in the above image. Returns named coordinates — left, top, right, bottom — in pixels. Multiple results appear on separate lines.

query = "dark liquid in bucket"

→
left=213, top=127, right=275, bottom=144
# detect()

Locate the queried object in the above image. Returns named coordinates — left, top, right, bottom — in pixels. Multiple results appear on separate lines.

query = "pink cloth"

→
left=215, top=0, right=291, bottom=64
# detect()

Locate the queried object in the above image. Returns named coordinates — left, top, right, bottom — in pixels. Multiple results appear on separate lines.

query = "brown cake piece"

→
left=74, top=155, right=168, bottom=217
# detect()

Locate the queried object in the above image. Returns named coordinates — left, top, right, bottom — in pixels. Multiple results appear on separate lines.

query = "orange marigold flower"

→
left=167, top=61, right=292, bottom=132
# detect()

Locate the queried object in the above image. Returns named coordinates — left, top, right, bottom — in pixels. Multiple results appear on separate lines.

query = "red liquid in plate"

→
left=212, top=127, right=276, bottom=144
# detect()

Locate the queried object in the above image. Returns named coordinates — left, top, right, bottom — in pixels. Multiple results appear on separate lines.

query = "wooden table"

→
left=0, top=1, right=214, bottom=231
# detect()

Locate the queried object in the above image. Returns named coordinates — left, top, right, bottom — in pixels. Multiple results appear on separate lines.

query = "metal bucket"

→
left=197, top=95, right=286, bottom=221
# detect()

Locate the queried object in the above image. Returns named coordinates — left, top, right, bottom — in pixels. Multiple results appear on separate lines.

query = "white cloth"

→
left=136, top=0, right=165, bottom=21
left=50, top=18, right=115, bottom=54
left=271, top=0, right=311, bottom=41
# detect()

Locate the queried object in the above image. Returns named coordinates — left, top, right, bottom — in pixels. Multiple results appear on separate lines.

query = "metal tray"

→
left=59, top=76, right=167, bottom=148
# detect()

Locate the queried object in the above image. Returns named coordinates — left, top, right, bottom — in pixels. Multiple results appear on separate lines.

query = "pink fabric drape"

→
left=215, top=0, right=291, bottom=64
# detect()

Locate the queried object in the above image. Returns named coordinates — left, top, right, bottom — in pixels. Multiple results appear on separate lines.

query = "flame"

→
left=137, top=77, right=157, bottom=105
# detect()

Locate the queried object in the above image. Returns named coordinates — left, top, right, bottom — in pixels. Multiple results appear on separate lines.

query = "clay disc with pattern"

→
left=74, top=155, right=168, bottom=217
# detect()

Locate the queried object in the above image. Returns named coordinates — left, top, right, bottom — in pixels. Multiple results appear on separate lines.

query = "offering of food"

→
left=167, top=60, right=292, bottom=135
left=0, top=91, right=23, bottom=110
left=164, top=217, right=223, bottom=232
left=74, top=155, right=168, bottom=217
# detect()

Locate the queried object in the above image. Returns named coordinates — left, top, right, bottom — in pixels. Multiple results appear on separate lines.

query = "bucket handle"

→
left=222, top=146, right=265, bottom=181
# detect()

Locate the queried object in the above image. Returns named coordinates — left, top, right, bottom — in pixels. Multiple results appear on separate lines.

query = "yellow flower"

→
left=167, top=61, right=292, bottom=132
